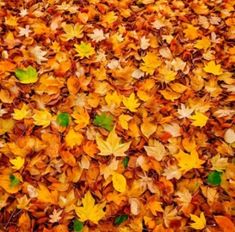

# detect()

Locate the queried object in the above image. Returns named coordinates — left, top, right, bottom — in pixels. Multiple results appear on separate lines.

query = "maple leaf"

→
left=14, top=66, right=38, bottom=84
left=74, top=42, right=95, bottom=58
left=9, top=157, right=25, bottom=170
left=72, top=107, right=90, bottom=129
left=30, top=46, right=47, bottom=64
left=175, top=188, right=192, bottom=209
left=65, top=129, right=83, bottom=148
left=88, top=29, right=106, bottom=42
left=174, top=149, right=205, bottom=174
left=211, top=154, right=228, bottom=172
left=140, top=52, right=161, bottom=75
left=96, top=127, right=131, bottom=156
left=105, top=91, right=122, bottom=107
left=163, top=205, right=180, bottom=228
left=140, top=36, right=150, bottom=50
left=61, top=23, right=83, bottom=41
left=19, top=25, right=31, bottom=37
left=190, top=212, right=206, bottom=230
left=93, top=113, right=113, bottom=131
left=122, top=93, right=140, bottom=112
left=190, top=112, right=208, bottom=127
left=177, top=104, right=194, bottom=119
left=33, top=110, right=52, bottom=128
left=75, top=191, right=106, bottom=224
left=112, top=172, right=127, bottom=193
left=49, top=209, right=63, bottom=223
left=12, top=104, right=31, bottom=120
left=183, top=24, right=199, bottom=40
left=203, top=61, right=223, bottom=75
left=194, top=37, right=211, bottom=50
left=103, top=11, right=118, bottom=24
left=17, top=195, right=31, bottom=210
left=100, top=158, right=118, bottom=179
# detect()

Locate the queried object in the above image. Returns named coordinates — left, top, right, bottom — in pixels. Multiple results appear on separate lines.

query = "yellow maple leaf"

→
left=190, top=212, right=206, bottom=230
left=72, top=107, right=90, bottom=129
left=203, top=61, right=223, bottom=75
left=96, top=127, right=131, bottom=156
left=158, top=67, right=177, bottom=83
left=75, top=191, right=106, bottom=224
left=65, top=129, right=83, bottom=148
left=103, top=11, right=118, bottom=24
left=61, top=23, right=83, bottom=41
left=9, top=156, right=25, bottom=170
left=140, top=52, right=161, bottom=75
left=174, top=149, right=205, bottom=174
left=105, top=91, right=122, bottom=107
left=122, top=93, right=140, bottom=112
left=194, top=37, right=211, bottom=50
left=74, top=42, right=95, bottom=58
left=12, top=104, right=31, bottom=120
left=33, top=110, right=52, bottom=128
left=112, top=172, right=126, bottom=193
left=5, top=16, right=18, bottom=27
left=190, top=112, right=208, bottom=127
left=184, top=24, right=199, bottom=40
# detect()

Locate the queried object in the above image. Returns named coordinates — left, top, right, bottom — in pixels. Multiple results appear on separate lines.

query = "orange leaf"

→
left=214, top=216, right=235, bottom=232
left=60, top=151, right=76, bottom=166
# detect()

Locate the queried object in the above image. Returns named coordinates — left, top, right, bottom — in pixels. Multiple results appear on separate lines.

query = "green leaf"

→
left=114, top=214, right=128, bottom=226
left=207, top=171, right=222, bottom=186
left=73, top=219, right=83, bottom=232
left=93, top=113, right=113, bottom=131
left=9, top=174, right=20, bottom=187
left=56, top=112, right=70, bottom=127
left=123, top=157, right=129, bottom=169
left=14, top=66, right=38, bottom=84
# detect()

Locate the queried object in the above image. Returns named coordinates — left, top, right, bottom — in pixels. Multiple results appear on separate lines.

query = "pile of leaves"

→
left=0, top=0, right=234, bottom=231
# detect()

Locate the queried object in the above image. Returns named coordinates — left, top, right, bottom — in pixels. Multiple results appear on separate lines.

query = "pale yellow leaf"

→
left=96, top=127, right=131, bottom=156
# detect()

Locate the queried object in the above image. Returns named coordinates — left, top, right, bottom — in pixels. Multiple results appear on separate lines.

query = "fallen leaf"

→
left=112, top=172, right=127, bottom=193
left=14, top=66, right=38, bottom=84
left=190, top=212, right=206, bottom=230
left=214, top=216, right=235, bottom=232
left=174, top=149, right=205, bottom=174
left=75, top=191, right=106, bottom=224
left=122, top=93, right=140, bottom=112
left=9, top=157, right=25, bottom=170
left=203, top=61, right=223, bottom=75
left=96, top=127, right=131, bottom=156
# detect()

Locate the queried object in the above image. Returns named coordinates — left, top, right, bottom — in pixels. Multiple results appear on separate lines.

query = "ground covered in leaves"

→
left=0, top=0, right=234, bottom=231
